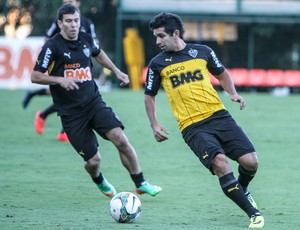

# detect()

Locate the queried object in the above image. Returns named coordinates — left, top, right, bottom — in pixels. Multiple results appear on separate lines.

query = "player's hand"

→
left=230, top=94, right=246, bottom=110
left=59, top=77, right=82, bottom=91
left=116, top=72, right=130, bottom=87
left=152, top=124, right=169, bottom=142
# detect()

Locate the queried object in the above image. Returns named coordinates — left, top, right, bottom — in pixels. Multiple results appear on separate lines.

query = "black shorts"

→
left=60, top=99, right=124, bottom=161
left=182, top=110, right=255, bottom=174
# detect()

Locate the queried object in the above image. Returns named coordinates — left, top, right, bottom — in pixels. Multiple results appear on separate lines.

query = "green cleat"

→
left=245, top=191, right=258, bottom=209
left=136, top=181, right=162, bottom=196
left=249, top=213, right=264, bottom=228
left=98, top=177, right=116, bottom=197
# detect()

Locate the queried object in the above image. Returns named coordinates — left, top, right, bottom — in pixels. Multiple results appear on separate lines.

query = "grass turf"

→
left=0, top=89, right=299, bottom=229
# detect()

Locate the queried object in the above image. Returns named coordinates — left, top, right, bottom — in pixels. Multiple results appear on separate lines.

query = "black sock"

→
left=238, top=165, right=257, bottom=192
left=219, top=172, right=258, bottom=217
left=92, top=172, right=104, bottom=185
left=31, top=88, right=48, bottom=96
left=40, top=104, right=56, bottom=119
left=29, top=89, right=48, bottom=97
left=130, top=172, right=145, bottom=188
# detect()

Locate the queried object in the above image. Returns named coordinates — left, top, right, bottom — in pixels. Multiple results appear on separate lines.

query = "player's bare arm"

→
left=94, top=50, right=129, bottom=87
left=145, top=94, right=169, bottom=142
left=215, top=70, right=246, bottom=110
left=31, top=70, right=81, bottom=91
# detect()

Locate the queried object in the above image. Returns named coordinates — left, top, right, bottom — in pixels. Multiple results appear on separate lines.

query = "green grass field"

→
left=1, top=89, right=300, bottom=230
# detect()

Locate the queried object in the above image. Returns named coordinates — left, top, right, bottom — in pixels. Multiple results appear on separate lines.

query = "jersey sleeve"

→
left=144, top=60, right=162, bottom=96
left=33, top=40, right=55, bottom=73
left=206, top=46, right=225, bottom=76
left=80, top=16, right=97, bottom=40
left=91, top=38, right=101, bottom=56
left=45, top=20, right=59, bottom=38
left=87, top=18, right=97, bottom=40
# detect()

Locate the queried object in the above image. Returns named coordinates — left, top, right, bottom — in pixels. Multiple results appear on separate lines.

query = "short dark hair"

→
left=57, top=3, right=80, bottom=21
left=149, top=12, right=185, bottom=39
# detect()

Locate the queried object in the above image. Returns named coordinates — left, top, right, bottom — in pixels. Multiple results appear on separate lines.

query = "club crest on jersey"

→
left=188, top=49, right=198, bottom=58
left=83, top=48, right=90, bottom=57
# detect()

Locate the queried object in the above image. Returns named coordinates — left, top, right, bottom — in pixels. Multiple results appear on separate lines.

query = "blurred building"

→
left=116, top=0, right=300, bottom=70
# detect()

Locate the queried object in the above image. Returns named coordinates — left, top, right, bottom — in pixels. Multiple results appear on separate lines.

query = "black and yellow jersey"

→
left=144, top=43, right=226, bottom=131
left=33, top=32, right=101, bottom=115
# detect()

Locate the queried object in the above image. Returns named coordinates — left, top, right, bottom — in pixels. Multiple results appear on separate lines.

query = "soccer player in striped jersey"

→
left=144, top=12, right=264, bottom=228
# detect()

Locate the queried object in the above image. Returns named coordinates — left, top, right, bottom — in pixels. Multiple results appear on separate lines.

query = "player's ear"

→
left=173, top=29, right=180, bottom=37
left=57, top=19, right=63, bottom=29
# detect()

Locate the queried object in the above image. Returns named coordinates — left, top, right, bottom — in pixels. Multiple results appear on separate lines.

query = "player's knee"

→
left=107, top=128, right=129, bottom=148
left=112, top=133, right=129, bottom=150
left=86, top=152, right=101, bottom=168
left=239, top=152, right=259, bottom=171
left=247, top=159, right=259, bottom=171
left=211, top=154, right=232, bottom=176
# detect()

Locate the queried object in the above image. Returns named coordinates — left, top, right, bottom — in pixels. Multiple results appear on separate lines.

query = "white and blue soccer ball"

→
left=109, top=192, right=142, bottom=223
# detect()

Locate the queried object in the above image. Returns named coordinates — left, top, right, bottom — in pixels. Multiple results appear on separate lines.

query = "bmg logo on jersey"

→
left=64, top=65, right=92, bottom=81
left=170, top=69, right=204, bottom=88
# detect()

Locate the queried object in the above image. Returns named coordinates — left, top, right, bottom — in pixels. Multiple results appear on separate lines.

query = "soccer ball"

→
left=109, top=192, right=142, bottom=223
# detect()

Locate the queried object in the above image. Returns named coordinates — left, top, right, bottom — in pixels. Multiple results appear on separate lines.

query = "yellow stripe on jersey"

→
left=160, top=58, right=225, bottom=131
left=48, top=60, right=55, bottom=75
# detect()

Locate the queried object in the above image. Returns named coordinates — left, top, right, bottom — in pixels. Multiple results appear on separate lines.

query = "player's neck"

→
left=174, top=39, right=186, bottom=52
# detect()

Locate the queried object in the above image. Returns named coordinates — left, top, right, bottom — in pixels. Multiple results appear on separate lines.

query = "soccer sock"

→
left=31, top=88, right=48, bottom=96
left=238, top=165, right=257, bottom=192
left=92, top=172, right=104, bottom=185
left=40, top=104, right=56, bottom=119
left=219, top=172, right=258, bottom=217
left=130, top=172, right=145, bottom=188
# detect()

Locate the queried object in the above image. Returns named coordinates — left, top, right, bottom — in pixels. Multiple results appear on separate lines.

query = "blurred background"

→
left=1, top=0, right=300, bottom=92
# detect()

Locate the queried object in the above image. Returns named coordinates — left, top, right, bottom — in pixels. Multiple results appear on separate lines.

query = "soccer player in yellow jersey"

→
left=144, top=12, right=264, bottom=228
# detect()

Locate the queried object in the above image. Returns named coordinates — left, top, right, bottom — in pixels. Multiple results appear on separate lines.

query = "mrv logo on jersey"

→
left=42, top=48, right=52, bottom=68
left=210, top=51, right=222, bottom=68
left=146, top=68, right=154, bottom=90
